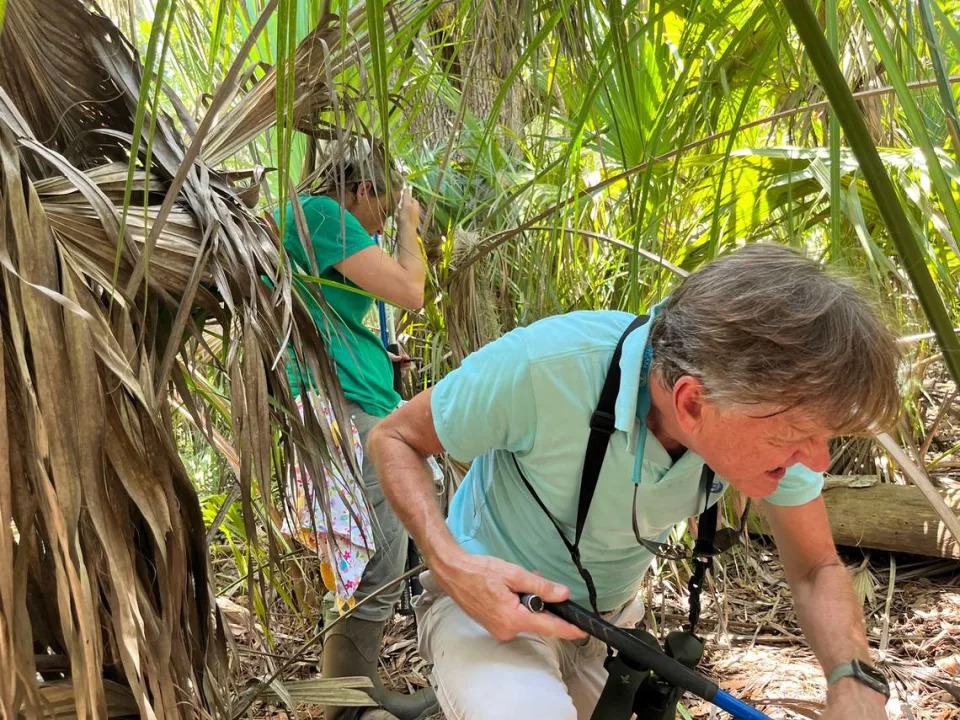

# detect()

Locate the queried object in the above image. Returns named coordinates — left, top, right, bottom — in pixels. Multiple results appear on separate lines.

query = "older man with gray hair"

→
left=369, top=244, right=899, bottom=720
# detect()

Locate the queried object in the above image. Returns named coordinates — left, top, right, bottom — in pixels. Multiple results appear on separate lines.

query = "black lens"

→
left=664, top=631, right=704, bottom=668
left=592, top=654, right=647, bottom=720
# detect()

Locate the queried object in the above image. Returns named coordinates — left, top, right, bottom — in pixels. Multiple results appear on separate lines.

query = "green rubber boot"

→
left=321, top=616, right=438, bottom=720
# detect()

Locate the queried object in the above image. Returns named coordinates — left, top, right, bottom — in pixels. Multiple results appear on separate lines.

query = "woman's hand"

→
left=396, top=186, right=421, bottom=236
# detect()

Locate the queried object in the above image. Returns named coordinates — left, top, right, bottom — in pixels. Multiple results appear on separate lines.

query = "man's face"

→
left=684, top=397, right=833, bottom=499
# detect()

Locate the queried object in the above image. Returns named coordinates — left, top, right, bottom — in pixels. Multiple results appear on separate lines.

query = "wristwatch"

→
left=827, top=659, right=890, bottom=698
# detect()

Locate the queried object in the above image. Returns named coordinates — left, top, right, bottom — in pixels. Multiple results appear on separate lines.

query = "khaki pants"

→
left=414, top=571, right=645, bottom=720
left=347, top=401, right=409, bottom=622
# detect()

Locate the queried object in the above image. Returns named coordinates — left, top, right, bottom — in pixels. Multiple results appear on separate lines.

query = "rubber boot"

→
left=321, top=616, right=438, bottom=720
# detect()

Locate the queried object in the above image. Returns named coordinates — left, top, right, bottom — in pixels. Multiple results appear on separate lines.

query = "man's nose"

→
left=795, top=438, right=831, bottom=473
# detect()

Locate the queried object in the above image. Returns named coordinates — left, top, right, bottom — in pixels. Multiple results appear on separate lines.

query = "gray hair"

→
left=649, top=244, right=900, bottom=434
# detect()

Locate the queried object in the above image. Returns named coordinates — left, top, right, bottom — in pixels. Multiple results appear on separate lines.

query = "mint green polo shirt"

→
left=277, top=195, right=401, bottom=417
left=431, top=309, right=823, bottom=610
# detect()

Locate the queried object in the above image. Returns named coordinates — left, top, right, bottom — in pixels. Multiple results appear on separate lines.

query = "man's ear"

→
left=673, top=376, right=707, bottom=434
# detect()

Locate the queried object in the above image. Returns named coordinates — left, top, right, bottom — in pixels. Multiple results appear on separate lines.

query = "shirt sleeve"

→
left=765, top=463, right=824, bottom=506
left=300, top=196, right=376, bottom=274
left=430, top=329, right=538, bottom=463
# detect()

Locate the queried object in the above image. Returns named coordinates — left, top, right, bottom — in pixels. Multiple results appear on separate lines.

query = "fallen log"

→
left=752, top=479, right=960, bottom=559
left=815, top=481, right=959, bottom=559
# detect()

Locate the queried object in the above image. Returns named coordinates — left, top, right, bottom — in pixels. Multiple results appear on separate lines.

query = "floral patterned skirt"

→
left=283, top=393, right=374, bottom=610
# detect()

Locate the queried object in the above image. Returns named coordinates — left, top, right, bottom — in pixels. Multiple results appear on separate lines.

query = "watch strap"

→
left=827, top=659, right=890, bottom=698
left=827, top=662, right=856, bottom=686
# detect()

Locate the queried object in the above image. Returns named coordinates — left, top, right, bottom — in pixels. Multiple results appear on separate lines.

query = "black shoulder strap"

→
left=513, top=315, right=647, bottom=614
left=687, top=465, right=719, bottom=634
left=576, top=314, right=648, bottom=544
left=515, top=313, right=725, bottom=625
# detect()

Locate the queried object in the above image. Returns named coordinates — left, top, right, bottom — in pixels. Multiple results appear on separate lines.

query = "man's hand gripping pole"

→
left=519, top=594, right=771, bottom=720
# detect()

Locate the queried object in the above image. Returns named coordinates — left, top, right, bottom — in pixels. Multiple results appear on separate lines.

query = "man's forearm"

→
left=790, top=559, right=872, bottom=672
left=766, top=500, right=887, bottom=716
left=791, top=559, right=888, bottom=713
left=367, top=422, right=463, bottom=573
left=791, top=560, right=884, bottom=673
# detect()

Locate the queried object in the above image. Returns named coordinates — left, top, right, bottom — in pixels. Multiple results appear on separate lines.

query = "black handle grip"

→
left=521, top=595, right=718, bottom=702
left=387, top=342, right=403, bottom=394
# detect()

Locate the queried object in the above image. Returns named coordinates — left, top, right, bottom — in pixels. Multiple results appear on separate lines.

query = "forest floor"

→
left=674, top=544, right=958, bottom=719
left=245, top=541, right=959, bottom=720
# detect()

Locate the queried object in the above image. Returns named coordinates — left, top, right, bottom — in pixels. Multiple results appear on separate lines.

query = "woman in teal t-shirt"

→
left=279, top=154, right=433, bottom=720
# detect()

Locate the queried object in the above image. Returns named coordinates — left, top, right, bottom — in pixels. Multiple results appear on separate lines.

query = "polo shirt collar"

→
left=614, top=299, right=666, bottom=450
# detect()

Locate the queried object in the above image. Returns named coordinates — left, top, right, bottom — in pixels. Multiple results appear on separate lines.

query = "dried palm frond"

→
left=0, top=99, right=208, bottom=719
left=0, top=0, right=393, bottom=717
left=203, top=1, right=428, bottom=167
left=850, top=557, right=878, bottom=608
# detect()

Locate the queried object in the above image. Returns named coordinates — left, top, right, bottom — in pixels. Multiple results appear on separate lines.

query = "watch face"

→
left=854, top=660, right=890, bottom=696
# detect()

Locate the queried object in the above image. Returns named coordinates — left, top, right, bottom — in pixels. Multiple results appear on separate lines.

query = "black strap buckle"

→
left=687, top=556, right=711, bottom=633
left=589, top=409, right=617, bottom=434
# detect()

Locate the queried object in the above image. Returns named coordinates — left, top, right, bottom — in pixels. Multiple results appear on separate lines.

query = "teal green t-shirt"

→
left=279, top=195, right=401, bottom=417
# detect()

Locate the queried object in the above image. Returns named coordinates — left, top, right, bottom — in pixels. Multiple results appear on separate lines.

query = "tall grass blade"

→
left=209, top=0, right=231, bottom=76
left=852, top=0, right=960, bottom=240
left=918, top=0, right=960, bottom=152
left=113, top=0, right=173, bottom=295
left=274, top=0, right=297, bottom=238
left=826, top=0, right=842, bottom=261
left=366, top=0, right=392, bottom=188
left=931, top=1, right=960, bottom=56
left=781, top=0, right=960, bottom=387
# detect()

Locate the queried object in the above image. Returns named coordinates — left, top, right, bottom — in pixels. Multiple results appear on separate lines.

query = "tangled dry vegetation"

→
left=0, top=1, right=400, bottom=715
left=238, top=546, right=958, bottom=720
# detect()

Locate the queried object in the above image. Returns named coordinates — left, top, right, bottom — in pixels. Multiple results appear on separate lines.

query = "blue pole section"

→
left=374, top=233, right=390, bottom=348
left=713, top=690, right=772, bottom=720
left=377, top=299, right=389, bottom=348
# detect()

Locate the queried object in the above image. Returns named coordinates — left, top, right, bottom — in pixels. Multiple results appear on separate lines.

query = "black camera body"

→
left=591, top=629, right=705, bottom=720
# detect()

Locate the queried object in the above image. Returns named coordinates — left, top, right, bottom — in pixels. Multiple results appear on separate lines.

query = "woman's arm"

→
left=334, top=187, right=426, bottom=310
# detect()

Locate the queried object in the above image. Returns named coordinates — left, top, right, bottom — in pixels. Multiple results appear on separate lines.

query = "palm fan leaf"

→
left=202, top=0, right=430, bottom=167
